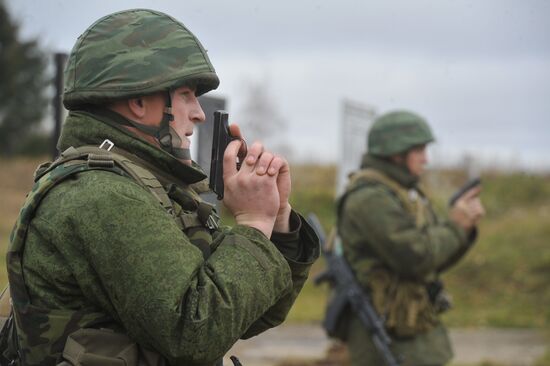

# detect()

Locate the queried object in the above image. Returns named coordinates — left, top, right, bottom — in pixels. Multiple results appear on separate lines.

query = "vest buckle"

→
left=206, top=212, right=220, bottom=230
left=99, top=139, right=114, bottom=151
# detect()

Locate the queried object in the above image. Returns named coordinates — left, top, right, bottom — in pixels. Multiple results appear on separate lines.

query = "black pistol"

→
left=209, top=111, right=244, bottom=200
left=448, top=177, right=482, bottom=207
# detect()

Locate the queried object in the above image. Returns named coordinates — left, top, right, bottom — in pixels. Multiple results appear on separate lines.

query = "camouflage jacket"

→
left=338, top=154, right=473, bottom=284
left=6, top=110, right=319, bottom=366
left=337, top=154, right=475, bottom=365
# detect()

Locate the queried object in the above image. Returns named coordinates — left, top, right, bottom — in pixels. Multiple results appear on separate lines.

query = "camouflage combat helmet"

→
left=62, top=9, right=220, bottom=160
left=367, top=110, right=435, bottom=157
left=63, top=8, right=219, bottom=109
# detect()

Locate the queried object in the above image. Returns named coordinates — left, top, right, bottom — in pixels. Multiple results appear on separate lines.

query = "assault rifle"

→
left=448, top=177, right=482, bottom=207
left=209, top=111, right=246, bottom=200
left=307, top=213, right=401, bottom=366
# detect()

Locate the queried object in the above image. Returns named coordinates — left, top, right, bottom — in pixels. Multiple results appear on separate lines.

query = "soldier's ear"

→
left=390, top=154, right=404, bottom=165
left=128, top=97, right=146, bottom=118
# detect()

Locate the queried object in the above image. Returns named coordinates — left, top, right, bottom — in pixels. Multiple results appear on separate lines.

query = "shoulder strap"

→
left=349, top=169, right=416, bottom=214
left=67, top=143, right=220, bottom=231
left=337, top=168, right=427, bottom=230
left=83, top=143, right=219, bottom=230
left=78, top=145, right=177, bottom=214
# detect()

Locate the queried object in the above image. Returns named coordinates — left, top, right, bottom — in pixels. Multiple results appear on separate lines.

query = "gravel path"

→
left=224, top=325, right=547, bottom=366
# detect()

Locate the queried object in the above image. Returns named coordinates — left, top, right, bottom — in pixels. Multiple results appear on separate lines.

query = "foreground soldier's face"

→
left=406, top=145, right=428, bottom=177
left=131, top=86, right=206, bottom=165
left=168, top=86, right=206, bottom=163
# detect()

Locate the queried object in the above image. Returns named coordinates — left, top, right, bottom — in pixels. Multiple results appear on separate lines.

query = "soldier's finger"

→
left=462, top=185, right=482, bottom=201
left=471, top=199, right=486, bottom=217
left=229, top=124, right=247, bottom=158
left=266, top=155, right=288, bottom=176
left=228, top=124, right=242, bottom=139
left=255, top=151, right=274, bottom=176
left=223, top=139, right=243, bottom=177
left=244, top=142, right=264, bottom=169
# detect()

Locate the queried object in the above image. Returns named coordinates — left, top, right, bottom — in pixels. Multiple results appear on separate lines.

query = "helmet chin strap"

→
left=123, top=92, right=191, bottom=160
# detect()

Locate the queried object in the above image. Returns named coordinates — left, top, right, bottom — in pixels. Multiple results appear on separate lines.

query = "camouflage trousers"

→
left=346, top=312, right=453, bottom=366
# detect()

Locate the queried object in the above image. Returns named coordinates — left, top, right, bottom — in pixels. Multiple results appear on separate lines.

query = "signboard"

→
left=337, top=99, right=377, bottom=195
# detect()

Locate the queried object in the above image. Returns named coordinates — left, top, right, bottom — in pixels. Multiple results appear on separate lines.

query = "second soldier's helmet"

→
left=367, top=110, right=435, bottom=157
left=63, top=9, right=219, bottom=110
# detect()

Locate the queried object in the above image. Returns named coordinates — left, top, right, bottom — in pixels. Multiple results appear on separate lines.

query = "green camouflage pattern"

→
left=7, top=110, right=319, bottom=366
left=7, top=162, right=120, bottom=365
left=63, top=9, right=220, bottom=110
left=337, top=155, right=473, bottom=365
left=6, top=148, right=223, bottom=365
left=367, top=110, right=435, bottom=157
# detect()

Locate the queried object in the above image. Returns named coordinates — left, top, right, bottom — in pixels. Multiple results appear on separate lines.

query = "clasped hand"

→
left=222, top=125, right=291, bottom=238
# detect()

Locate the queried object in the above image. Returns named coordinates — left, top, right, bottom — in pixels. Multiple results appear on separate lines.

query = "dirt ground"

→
left=275, top=343, right=349, bottom=366
left=223, top=324, right=547, bottom=366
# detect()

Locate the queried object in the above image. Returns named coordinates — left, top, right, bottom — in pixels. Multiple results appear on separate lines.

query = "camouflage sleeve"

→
left=48, top=171, right=309, bottom=364
left=241, top=211, right=320, bottom=338
left=436, top=227, right=477, bottom=272
left=339, top=184, right=470, bottom=279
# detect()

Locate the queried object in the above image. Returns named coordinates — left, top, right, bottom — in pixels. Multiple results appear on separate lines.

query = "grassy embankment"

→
left=0, top=158, right=549, bottom=364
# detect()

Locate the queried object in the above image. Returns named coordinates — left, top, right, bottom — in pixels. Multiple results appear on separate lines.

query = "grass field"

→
left=1, top=157, right=549, bottom=331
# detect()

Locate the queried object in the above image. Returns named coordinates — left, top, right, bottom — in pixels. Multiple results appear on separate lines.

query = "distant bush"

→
left=480, top=172, right=550, bottom=218
left=15, top=132, right=52, bottom=156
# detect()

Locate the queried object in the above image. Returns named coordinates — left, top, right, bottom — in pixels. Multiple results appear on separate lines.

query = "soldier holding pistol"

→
left=337, top=111, right=484, bottom=366
left=1, top=9, right=319, bottom=366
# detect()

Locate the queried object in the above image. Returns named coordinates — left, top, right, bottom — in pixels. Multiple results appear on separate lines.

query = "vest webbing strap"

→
left=342, top=168, right=428, bottom=228
left=58, top=146, right=177, bottom=219
left=37, top=145, right=215, bottom=232
left=100, top=145, right=218, bottom=230
left=349, top=169, right=417, bottom=214
left=112, top=155, right=175, bottom=214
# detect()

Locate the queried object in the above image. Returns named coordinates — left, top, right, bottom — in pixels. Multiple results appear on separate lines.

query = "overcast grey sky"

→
left=6, top=0, right=550, bottom=170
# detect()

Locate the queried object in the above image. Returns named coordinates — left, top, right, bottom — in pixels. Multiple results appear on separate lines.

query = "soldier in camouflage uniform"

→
left=337, top=111, right=484, bottom=366
left=1, top=9, right=319, bottom=366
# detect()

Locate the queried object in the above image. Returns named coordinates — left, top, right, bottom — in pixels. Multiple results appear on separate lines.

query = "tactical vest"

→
left=337, top=168, right=443, bottom=338
left=2, top=141, right=220, bottom=366
left=339, top=168, right=436, bottom=228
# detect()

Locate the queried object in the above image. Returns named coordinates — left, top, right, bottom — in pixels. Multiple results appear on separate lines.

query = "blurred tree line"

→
left=237, top=78, right=294, bottom=160
left=0, top=0, right=49, bottom=156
